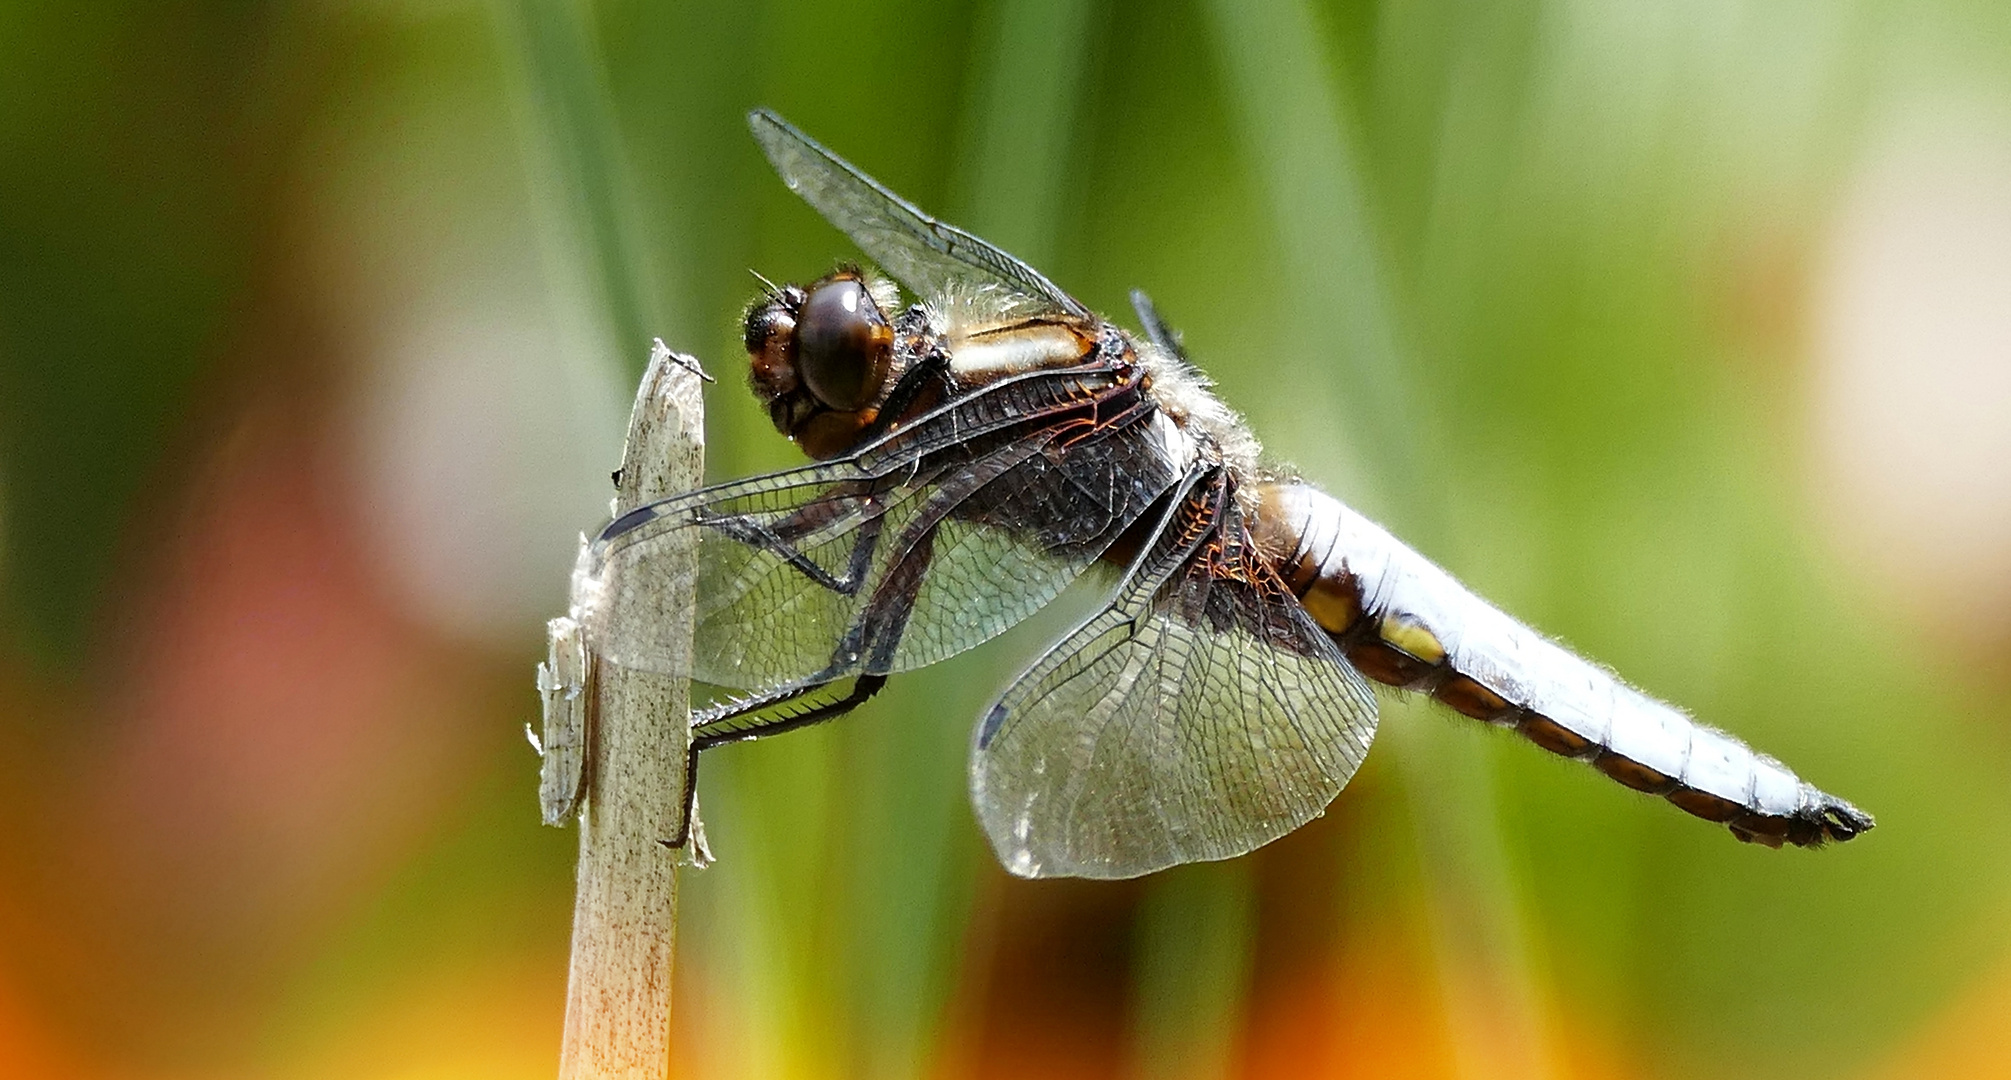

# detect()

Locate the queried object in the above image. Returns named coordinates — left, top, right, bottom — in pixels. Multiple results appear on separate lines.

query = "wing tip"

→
left=746, top=107, right=807, bottom=166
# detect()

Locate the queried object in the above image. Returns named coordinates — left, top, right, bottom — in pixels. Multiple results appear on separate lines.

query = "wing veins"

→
left=972, top=468, right=1383, bottom=878
left=750, top=109, right=1092, bottom=320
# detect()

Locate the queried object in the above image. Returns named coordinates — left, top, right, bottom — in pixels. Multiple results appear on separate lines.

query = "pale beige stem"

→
left=545, top=340, right=706, bottom=1080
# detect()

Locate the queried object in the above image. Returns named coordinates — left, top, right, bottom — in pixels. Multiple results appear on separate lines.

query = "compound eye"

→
left=744, top=302, right=799, bottom=398
left=795, top=276, right=892, bottom=412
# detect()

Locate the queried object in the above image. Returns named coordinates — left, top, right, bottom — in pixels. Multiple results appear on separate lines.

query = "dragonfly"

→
left=576, top=108, right=1873, bottom=879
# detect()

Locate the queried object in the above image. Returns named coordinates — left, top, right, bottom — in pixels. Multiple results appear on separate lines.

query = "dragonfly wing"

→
left=1128, top=288, right=1187, bottom=363
left=578, top=370, right=1180, bottom=695
left=749, top=109, right=1091, bottom=319
left=971, top=468, right=1380, bottom=879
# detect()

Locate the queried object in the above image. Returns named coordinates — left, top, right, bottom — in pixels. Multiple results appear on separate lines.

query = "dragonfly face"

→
left=744, top=268, right=900, bottom=458
left=576, top=109, right=1874, bottom=879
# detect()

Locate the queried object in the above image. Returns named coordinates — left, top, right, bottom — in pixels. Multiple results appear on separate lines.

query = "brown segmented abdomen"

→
left=1251, top=482, right=1873, bottom=847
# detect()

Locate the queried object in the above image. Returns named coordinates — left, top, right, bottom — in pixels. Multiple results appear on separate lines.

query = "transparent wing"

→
left=1128, top=288, right=1187, bottom=362
left=577, top=369, right=1180, bottom=696
left=971, top=469, right=1380, bottom=879
left=750, top=109, right=1091, bottom=319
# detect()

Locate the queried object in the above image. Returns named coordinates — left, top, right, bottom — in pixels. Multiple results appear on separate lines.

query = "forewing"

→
left=971, top=471, right=1380, bottom=879
left=580, top=457, right=936, bottom=686
left=749, top=109, right=1091, bottom=319
left=577, top=378, right=1179, bottom=695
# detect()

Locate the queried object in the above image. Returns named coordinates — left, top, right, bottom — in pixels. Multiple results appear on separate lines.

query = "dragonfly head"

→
left=744, top=267, right=897, bottom=457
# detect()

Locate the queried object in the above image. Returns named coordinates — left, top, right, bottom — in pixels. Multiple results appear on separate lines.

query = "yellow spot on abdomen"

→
left=1378, top=613, right=1445, bottom=664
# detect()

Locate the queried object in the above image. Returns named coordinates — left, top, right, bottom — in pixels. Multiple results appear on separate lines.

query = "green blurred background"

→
left=3, top=1, right=2009, bottom=1077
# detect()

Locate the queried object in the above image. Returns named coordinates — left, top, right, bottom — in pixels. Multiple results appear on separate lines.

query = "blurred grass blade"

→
left=1130, top=862, right=1256, bottom=1080
left=831, top=5, right=1107, bottom=1076
left=1384, top=701, right=1558, bottom=1080
left=1200, top=3, right=1555, bottom=1077
left=495, top=0, right=669, bottom=361
left=955, top=0, right=1097, bottom=263
left=1197, top=0, right=1427, bottom=522
left=958, top=6, right=1270, bottom=1075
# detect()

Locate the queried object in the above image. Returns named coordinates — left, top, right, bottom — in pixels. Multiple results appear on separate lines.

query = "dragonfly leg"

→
left=700, top=508, right=884, bottom=595
left=691, top=679, right=835, bottom=731
left=664, top=673, right=890, bottom=850
left=665, top=514, right=942, bottom=849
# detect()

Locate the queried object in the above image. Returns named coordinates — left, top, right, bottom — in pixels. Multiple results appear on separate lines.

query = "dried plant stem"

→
left=552, top=342, right=705, bottom=1080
